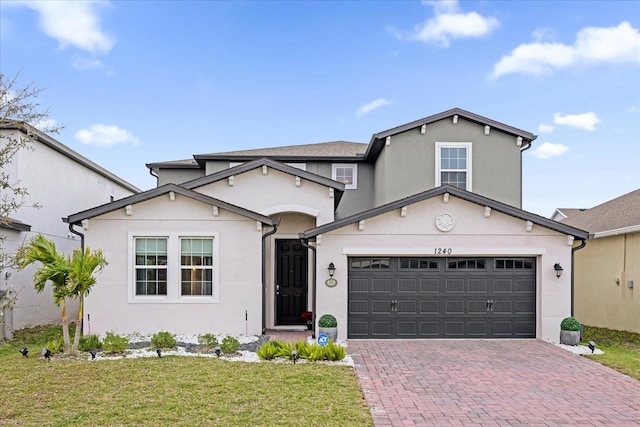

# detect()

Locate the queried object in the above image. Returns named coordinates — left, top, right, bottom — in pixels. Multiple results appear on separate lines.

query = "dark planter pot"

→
left=560, top=330, right=580, bottom=346
left=318, top=327, right=337, bottom=343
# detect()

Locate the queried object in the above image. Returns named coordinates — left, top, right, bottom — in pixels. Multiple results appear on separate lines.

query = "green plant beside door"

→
left=318, top=314, right=338, bottom=342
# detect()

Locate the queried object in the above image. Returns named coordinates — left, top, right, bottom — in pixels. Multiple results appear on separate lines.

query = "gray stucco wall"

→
left=156, top=169, right=206, bottom=186
left=373, top=117, right=522, bottom=208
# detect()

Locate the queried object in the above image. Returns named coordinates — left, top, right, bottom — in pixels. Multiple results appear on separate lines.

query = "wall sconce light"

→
left=554, top=263, right=563, bottom=279
left=328, top=263, right=336, bottom=278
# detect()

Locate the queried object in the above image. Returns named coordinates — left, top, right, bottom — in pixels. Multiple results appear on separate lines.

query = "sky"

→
left=1, top=0, right=639, bottom=217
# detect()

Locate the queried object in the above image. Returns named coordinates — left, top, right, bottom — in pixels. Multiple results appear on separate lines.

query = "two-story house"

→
left=65, top=108, right=587, bottom=342
left=0, top=122, right=139, bottom=333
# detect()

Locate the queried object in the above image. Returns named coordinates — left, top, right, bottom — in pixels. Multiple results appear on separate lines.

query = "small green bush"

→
left=560, top=317, right=581, bottom=331
left=198, top=333, right=219, bottom=348
left=79, top=334, right=102, bottom=351
left=46, top=337, right=64, bottom=353
left=103, top=332, right=129, bottom=353
left=318, top=314, right=337, bottom=328
left=323, top=341, right=346, bottom=361
left=257, top=341, right=283, bottom=360
left=220, top=336, right=240, bottom=354
left=151, top=331, right=177, bottom=349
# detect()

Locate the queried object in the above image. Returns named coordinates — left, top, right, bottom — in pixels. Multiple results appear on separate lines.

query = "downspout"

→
left=261, top=219, right=280, bottom=335
left=519, top=139, right=533, bottom=209
left=570, top=238, right=587, bottom=317
left=68, top=222, right=85, bottom=253
left=300, top=237, right=316, bottom=339
left=148, top=167, right=159, bottom=186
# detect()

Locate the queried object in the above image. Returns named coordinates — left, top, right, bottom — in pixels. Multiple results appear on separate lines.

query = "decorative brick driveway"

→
left=349, top=340, right=640, bottom=426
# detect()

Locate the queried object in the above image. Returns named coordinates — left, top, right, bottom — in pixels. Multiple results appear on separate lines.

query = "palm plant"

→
left=17, top=235, right=73, bottom=350
left=68, top=246, right=107, bottom=351
left=18, top=235, right=107, bottom=353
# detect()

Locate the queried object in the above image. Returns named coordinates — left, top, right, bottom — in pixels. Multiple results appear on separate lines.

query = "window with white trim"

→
left=130, top=233, right=218, bottom=303
left=435, top=142, right=472, bottom=191
left=135, top=238, right=168, bottom=295
left=332, top=163, right=358, bottom=189
left=180, top=238, right=213, bottom=296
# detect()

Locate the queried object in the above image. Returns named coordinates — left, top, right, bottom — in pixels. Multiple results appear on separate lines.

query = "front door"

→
left=275, top=239, right=308, bottom=325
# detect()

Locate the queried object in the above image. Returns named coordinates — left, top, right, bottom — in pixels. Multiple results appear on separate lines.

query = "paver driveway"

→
left=349, top=340, right=640, bottom=426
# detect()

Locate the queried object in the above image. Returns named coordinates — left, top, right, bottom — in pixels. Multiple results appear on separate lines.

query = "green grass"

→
left=582, top=325, right=640, bottom=380
left=0, top=325, right=373, bottom=426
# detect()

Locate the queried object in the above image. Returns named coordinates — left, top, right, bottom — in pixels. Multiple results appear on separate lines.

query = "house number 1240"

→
left=434, top=248, right=452, bottom=255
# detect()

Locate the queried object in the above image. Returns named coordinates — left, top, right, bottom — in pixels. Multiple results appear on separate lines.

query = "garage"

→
left=348, top=257, right=536, bottom=339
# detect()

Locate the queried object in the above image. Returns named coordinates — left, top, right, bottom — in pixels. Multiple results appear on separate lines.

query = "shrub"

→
left=560, top=317, right=581, bottom=331
left=323, top=341, right=346, bottom=361
left=257, top=341, right=284, bottom=360
left=151, top=331, right=177, bottom=349
left=79, top=334, right=102, bottom=351
left=220, top=336, right=240, bottom=354
left=103, top=332, right=129, bottom=353
left=198, top=333, right=219, bottom=348
left=46, top=337, right=64, bottom=353
left=318, top=314, right=337, bottom=328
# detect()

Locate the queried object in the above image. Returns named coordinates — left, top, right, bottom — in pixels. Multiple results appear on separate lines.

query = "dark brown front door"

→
left=276, top=239, right=308, bottom=325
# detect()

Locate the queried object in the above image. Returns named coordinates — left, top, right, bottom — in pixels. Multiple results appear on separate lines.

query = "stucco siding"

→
left=373, top=117, right=522, bottom=208
left=191, top=168, right=335, bottom=226
left=82, top=195, right=264, bottom=337
left=2, top=131, right=137, bottom=329
left=312, top=196, right=573, bottom=342
left=156, top=169, right=205, bottom=186
left=574, top=233, right=640, bottom=333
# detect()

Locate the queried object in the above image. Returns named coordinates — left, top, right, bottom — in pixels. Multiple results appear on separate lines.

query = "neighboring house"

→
left=65, top=108, right=587, bottom=342
left=554, top=189, right=640, bottom=333
left=0, top=123, right=140, bottom=331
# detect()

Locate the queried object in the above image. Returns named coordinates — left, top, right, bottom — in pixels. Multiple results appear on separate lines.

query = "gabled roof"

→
left=559, top=189, right=640, bottom=238
left=1, top=121, right=141, bottom=194
left=550, top=208, right=586, bottom=222
left=64, top=184, right=277, bottom=226
left=300, top=185, right=588, bottom=240
left=192, top=141, right=367, bottom=164
left=0, top=217, right=31, bottom=232
left=364, top=108, right=537, bottom=160
left=182, top=157, right=344, bottom=199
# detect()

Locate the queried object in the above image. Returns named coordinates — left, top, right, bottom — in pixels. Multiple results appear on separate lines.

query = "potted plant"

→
left=559, top=316, right=581, bottom=345
left=301, top=311, right=313, bottom=330
left=318, top=314, right=338, bottom=342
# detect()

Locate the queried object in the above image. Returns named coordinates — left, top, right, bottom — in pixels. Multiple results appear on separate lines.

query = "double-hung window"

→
left=332, top=163, right=358, bottom=189
left=135, top=238, right=168, bottom=296
left=180, top=238, right=213, bottom=296
left=435, top=142, right=472, bottom=191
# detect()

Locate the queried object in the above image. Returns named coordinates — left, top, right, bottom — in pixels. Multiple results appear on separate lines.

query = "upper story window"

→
left=332, top=163, right=358, bottom=189
left=435, top=142, right=472, bottom=191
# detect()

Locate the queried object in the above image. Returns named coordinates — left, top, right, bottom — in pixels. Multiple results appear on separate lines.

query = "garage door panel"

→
left=445, top=300, right=465, bottom=314
left=445, top=279, right=465, bottom=293
left=348, top=257, right=536, bottom=339
left=398, top=278, right=418, bottom=293
left=372, top=279, right=392, bottom=293
left=349, top=278, right=369, bottom=293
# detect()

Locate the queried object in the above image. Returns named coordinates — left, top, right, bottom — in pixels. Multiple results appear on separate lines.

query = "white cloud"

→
left=18, top=0, right=114, bottom=55
left=356, top=98, right=392, bottom=117
left=75, top=124, right=140, bottom=147
left=553, top=112, right=601, bottom=131
left=537, top=124, right=554, bottom=133
left=71, top=56, right=105, bottom=71
left=491, top=22, right=640, bottom=79
left=530, top=142, right=569, bottom=159
left=394, top=0, right=499, bottom=47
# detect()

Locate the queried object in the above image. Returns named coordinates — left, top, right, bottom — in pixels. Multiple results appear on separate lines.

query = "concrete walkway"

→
left=349, top=340, right=640, bottom=426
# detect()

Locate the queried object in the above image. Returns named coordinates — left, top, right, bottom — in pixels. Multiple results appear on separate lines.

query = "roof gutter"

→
left=571, top=238, right=587, bottom=317
left=261, top=219, right=280, bottom=334
left=66, top=221, right=85, bottom=253
left=299, top=236, right=316, bottom=339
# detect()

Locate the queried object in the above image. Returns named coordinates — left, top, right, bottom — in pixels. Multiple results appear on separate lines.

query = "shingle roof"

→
left=195, top=141, right=367, bottom=160
left=559, top=189, right=640, bottom=236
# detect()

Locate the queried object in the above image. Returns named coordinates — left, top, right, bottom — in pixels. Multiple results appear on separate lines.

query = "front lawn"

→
left=583, top=325, right=640, bottom=381
left=0, top=325, right=373, bottom=426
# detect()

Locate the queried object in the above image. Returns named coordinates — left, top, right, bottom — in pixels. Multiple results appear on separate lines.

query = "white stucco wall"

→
left=313, top=195, right=574, bottom=342
left=81, top=193, right=265, bottom=337
left=191, top=168, right=336, bottom=226
left=0, top=129, right=138, bottom=329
